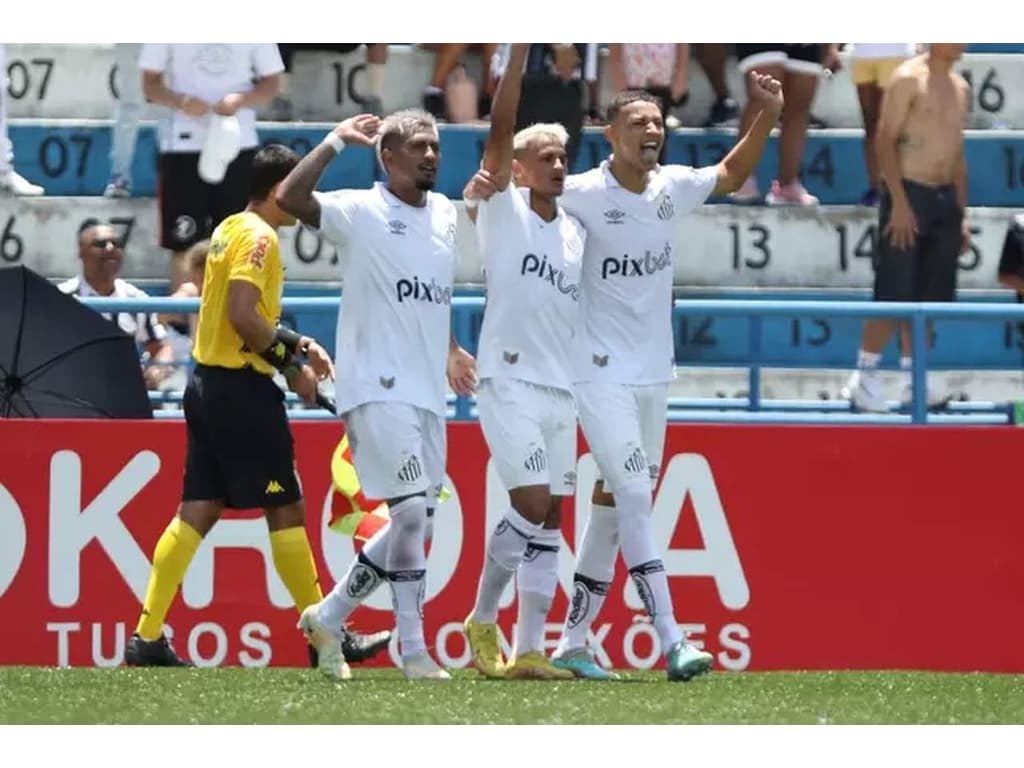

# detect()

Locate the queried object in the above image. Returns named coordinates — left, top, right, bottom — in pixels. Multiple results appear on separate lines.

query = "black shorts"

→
left=517, top=76, right=584, bottom=169
left=158, top=149, right=256, bottom=251
left=735, top=44, right=824, bottom=75
left=182, top=364, right=301, bottom=509
left=873, top=180, right=963, bottom=302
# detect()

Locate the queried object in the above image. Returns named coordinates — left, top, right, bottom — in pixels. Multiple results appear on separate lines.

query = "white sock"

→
left=900, top=356, right=912, bottom=370
left=386, top=496, right=428, bottom=657
left=614, top=482, right=683, bottom=653
left=318, top=526, right=388, bottom=630
left=857, top=349, right=882, bottom=370
left=556, top=503, right=618, bottom=655
left=367, top=62, right=386, bottom=99
left=515, top=529, right=559, bottom=657
left=471, top=508, right=543, bottom=623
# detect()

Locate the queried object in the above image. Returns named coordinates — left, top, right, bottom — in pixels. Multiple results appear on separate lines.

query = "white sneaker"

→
left=0, top=170, right=44, bottom=196
left=842, top=370, right=887, bottom=413
left=402, top=651, right=451, bottom=680
left=298, top=605, right=351, bottom=681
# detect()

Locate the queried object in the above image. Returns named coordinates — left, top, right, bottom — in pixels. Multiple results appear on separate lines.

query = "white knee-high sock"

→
left=556, top=503, right=618, bottom=656
left=386, top=496, right=428, bottom=657
left=614, top=481, right=683, bottom=654
left=318, top=522, right=389, bottom=630
left=515, top=527, right=560, bottom=657
left=471, top=507, right=544, bottom=623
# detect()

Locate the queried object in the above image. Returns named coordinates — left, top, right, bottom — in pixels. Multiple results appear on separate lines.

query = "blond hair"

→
left=512, top=123, right=569, bottom=157
left=375, top=108, right=438, bottom=172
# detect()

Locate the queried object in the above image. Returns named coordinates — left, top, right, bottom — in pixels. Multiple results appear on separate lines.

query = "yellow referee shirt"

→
left=193, top=211, right=283, bottom=376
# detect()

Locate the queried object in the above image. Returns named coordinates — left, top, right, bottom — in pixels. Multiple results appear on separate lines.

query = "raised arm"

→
left=276, top=114, right=381, bottom=229
left=480, top=43, right=528, bottom=188
left=712, top=71, right=783, bottom=196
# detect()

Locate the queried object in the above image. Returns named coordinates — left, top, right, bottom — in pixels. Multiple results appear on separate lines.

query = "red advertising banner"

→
left=1, top=419, right=1022, bottom=672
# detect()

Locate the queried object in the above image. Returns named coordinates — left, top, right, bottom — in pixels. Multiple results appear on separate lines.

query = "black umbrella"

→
left=0, top=265, right=152, bottom=419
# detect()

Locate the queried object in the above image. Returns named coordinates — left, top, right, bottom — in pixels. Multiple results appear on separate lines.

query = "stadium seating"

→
left=4, top=43, right=1024, bottom=408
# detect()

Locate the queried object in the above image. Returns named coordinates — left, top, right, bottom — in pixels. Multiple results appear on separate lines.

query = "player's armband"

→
left=258, top=327, right=307, bottom=381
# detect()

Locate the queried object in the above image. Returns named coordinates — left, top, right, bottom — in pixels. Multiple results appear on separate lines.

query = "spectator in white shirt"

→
left=59, top=219, right=174, bottom=390
left=0, top=43, right=44, bottom=196
left=140, top=43, right=283, bottom=290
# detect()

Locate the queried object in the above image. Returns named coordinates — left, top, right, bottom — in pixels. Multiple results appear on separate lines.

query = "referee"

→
left=125, top=145, right=350, bottom=679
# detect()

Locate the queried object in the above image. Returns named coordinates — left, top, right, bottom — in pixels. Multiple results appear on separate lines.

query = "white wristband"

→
left=464, top=197, right=480, bottom=210
left=323, top=132, right=346, bottom=155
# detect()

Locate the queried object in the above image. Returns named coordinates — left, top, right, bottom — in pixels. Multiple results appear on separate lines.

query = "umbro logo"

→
left=387, top=220, right=407, bottom=236
left=503, top=351, right=519, bottom=365
left=265, top=479, right=285, bottom=494
left=604, top=209, right=626, bottom=224
left=379, top=376, right=395, bottom=389
left=397, top=454, right=422, bottom=484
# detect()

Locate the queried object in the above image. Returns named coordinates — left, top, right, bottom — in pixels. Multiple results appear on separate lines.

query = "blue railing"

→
left=84, top=296, right=1024, bottom=425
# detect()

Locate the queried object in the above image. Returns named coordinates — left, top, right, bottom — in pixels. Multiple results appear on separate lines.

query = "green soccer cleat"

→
left=666, top=641, right=713, bottom=682
left=551, top=648, right=619, bottom=680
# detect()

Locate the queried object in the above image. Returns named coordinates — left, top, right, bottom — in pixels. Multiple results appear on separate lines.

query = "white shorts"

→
left=574, top=381, right=668, bottom=493
left=477, top=378, right=578, bottom=496
left=343, top=402, right=446, bottom=503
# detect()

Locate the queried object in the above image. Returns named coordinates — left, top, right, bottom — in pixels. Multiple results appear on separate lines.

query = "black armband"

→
left=274, top=325, right=305, bottom=354
left=259, top=338, right=297, bottom=374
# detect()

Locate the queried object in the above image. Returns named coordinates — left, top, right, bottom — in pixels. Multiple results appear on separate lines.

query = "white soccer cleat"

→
left=298, top=605, right=351, bottom=681
left=402, top=651, right=451, bottom=680
left=0, top=170, right=44, bottom=196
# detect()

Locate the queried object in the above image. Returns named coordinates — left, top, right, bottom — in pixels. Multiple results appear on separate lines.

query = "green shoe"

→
left=666, top=641, right=713, bottom=682
left=552, top=648, right=620, bottom=680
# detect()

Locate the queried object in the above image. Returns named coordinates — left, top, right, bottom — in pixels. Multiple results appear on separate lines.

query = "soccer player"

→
left=458, top=44, right=582, bottom=681
left=276, top=110, right=476, bottom=681
left=125, top=145, right=346, bottom=677
left=465, top=74, right=784, bottom=681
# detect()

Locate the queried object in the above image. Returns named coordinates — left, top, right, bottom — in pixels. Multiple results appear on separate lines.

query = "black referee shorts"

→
left=182, top=364, right=302, bottom=510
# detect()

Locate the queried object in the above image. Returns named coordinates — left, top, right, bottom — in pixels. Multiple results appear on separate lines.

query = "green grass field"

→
left=1, top=668, right=1022, bottom=724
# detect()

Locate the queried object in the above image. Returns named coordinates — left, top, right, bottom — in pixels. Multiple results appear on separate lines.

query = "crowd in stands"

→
left=2, top=43, right=1014, bottom=413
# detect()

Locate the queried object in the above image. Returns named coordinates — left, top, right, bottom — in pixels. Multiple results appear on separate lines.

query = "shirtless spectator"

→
left=843, top=45, right=970, bottom=412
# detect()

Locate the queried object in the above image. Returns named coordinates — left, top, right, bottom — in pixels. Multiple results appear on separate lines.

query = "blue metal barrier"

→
left=85, top=296, right=1024, bottom=425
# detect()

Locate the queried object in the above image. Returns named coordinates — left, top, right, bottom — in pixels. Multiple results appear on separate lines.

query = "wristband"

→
left=259, top=338, right=295, bottom=373
left=323, top=132, right=346, bottom=155
left=464, top=197, right=480, bottom=210
left=274, top=326, right=305, bottom=354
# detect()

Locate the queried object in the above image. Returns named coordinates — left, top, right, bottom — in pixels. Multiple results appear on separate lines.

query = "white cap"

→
left=198, top=115, right=242, bottom=184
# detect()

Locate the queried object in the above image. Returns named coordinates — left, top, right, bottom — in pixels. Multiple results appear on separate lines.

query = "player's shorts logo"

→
left=624, top=446, right=647, bottom=475
left=503, top=351, right=519, bottom=365
left=379, top=376, right=395, bottom=389
left=397, top=454, right=422, bottom=484
left=592, top=353, right=609, bottom=368
left=563, top=470, right=577, bottom=489
left=567, top=582, right=590, bottom=628
left=524, top=446, right=547, bottom=473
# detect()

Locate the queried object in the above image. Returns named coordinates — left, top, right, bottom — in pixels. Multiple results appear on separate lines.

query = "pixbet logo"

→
left=395, top=275, right=453, bottom=305
left=520, top=253, right=579, bottom=301
left=601, top=243, right=672, bottom=279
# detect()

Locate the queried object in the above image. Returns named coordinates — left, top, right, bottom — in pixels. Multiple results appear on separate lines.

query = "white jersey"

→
left=316, top=183, right=458, bottom=418
left=560, top=160, right=717, bottom=385
left=476, top=184, right=585, bottom=392
left=139, top=44, right=284, bottom=153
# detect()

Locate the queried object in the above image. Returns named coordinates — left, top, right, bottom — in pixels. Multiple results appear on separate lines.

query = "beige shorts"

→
left=852, top=57, right=906, bottom=88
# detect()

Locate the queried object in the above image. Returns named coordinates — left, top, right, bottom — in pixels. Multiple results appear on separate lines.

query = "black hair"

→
left=249, top=144, right=300, bottom=202
left=606, top=89, right=663, bottom=123
left=77, top=218, right=102, bottom=236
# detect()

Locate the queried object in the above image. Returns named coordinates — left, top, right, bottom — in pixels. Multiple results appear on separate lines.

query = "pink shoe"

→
left=729, top=176, right=762, bottom=204
left=765, top=180, right=819, bottom=206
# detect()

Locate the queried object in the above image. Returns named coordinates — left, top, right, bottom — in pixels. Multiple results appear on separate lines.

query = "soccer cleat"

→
left=666, top=641, right=713, bottom=682
left=401, top=651, right=451, bottom=680
left=506, top=651, right=575, bottom=680
left=342, top=626, right=392, bottom=663
left=551, top=648, right=619, bottom=680
left=124, top=633, right=193, bottom=667
left=298, top=605, right=351, bottom=681
left=463, top=617, right=506, bottom=679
